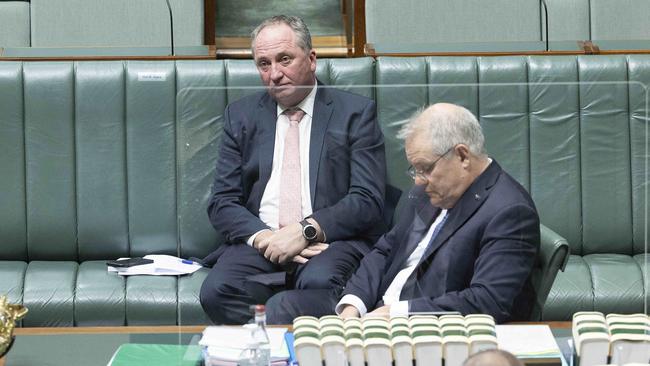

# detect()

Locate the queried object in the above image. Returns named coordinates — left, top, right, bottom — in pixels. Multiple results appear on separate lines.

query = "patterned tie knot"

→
left=284, top=108, right=305, bottom=123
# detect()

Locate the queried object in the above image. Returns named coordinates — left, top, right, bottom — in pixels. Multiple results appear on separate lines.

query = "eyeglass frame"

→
left=406, top=146, right=455, bottom=180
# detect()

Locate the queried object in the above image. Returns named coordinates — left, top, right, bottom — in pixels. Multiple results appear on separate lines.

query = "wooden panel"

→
left=204, top=0, right=215, bottom=45
left=354, top=0, right=367, bottom=57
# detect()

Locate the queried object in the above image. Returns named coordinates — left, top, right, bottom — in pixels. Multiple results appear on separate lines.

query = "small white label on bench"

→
left=138, top=72, right=167, bottom=81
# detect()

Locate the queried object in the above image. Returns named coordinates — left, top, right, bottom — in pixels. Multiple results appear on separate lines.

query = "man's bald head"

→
left=463, top=349, right=524, bottom=366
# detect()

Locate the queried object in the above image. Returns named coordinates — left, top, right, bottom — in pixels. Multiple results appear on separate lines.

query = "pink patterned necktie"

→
left=278, top=108, right=305, bottom=228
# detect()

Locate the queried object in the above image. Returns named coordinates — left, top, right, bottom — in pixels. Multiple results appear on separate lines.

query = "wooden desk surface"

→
left=13, top=321, right=571, bottom=336
left=13, top=325, right=207, bottom=336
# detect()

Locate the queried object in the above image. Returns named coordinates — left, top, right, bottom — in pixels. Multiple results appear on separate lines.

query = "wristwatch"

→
left=299, top=219, right=318, bottom=243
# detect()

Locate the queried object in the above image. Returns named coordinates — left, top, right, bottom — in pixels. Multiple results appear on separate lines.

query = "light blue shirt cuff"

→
left=389, top=301, right=409, bottom=318
left=335, top=294, right=367, bottom=317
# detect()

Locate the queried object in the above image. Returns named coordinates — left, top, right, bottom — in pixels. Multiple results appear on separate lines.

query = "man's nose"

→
left=270, top=63, right=283, bottom=81
left=414, top=175, right=428, bottom=186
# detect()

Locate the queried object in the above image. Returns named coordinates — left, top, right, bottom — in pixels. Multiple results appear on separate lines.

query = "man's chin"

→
left=427, top=195, right=444, bottom=208
left=269, top=88, right=296, bottom=105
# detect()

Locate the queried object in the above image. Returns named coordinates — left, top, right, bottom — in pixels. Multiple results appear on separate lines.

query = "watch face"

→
left=304, top=225, right=317, bottom=240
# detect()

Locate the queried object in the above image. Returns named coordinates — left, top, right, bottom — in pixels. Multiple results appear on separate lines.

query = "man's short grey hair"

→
left=463, top=349, right=524, bottom=366
left=398, top=103, right=487, bottom=157
left=250, top=15, right=313, bottom=57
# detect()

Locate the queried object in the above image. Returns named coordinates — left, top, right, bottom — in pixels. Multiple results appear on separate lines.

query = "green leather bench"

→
left=0, top=55, right=647, bottom=326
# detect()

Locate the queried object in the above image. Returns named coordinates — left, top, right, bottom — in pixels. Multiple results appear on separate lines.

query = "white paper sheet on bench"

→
left=107, top=254, right=203, bottom=276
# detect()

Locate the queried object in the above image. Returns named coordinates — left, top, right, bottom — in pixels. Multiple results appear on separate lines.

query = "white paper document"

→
left=107, top=254, right=203, bottom=276
left=496, top=324, right=562, bottom=358
left=199, top=325, right=290, bottom=362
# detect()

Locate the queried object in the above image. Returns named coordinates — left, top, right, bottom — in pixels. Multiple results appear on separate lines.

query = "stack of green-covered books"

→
left=343, top=317, right=364, bottom=366
left=409, top=315, right=442, bottom=366
left=439, top=314, right=498, bottom=366
left=292, top=316, right=323, bottom=366
left=362, top=317, right=393, bottom=366
left=390, top=317, right=414, bottom=366
left=292, top=314, right=498, bottom=366
left=572, top=311, right=610, bottom=366
left=572, top=311, right=650, bottom=366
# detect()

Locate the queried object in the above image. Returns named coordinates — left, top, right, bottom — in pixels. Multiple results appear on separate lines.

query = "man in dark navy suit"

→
left=199, top=15, right=387, bottom=324
left=257, top=104, right=539, bottom=323
left=336, top=103, right=540, bottom=323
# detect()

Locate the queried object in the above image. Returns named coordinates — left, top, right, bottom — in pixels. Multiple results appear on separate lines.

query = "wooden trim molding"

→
left=13, top=325, right=208, bottom=335
left=12, top=322, right=571, bottom=336
left=365, top=49, right=588, bottom=57
left=204, top=0, right=216, bottom=45
left=353, top=0, right=367, bottom=57
left=0, top=53, right=217, bottom=62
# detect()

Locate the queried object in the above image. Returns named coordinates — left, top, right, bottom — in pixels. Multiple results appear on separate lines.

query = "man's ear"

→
left=309, top=49, right=317, bottom=72
left=455, top=144, right=471, bottom=162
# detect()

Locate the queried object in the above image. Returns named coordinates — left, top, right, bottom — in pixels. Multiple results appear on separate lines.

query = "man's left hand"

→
left=366, top=305, right=391, bottom=318
left=292, top=243, right=329, bottom=264
left=264, top=223, right=309, bottom=264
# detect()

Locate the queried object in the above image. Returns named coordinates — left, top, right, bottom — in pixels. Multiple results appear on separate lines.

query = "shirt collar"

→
left=276, top=82, right=317, bottom=118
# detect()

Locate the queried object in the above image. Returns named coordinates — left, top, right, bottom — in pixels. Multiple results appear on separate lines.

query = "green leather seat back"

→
left=528, top=56, right=583, bottom=251
left=0, top=1, right=30, bottom=47
left=76, top=62, right=130, bottom=260
left=366, top=0, right=542, bottom=46
left=476, top=57, right=531, bottom=189
left=376, top=56, right=532, bottom=194
left=375, top=57, right=427, bottom=193
left=628, top=55, right=650, bottom=254
left=29, top=0, right=203, bottom=47
left=628, top=55, right=650, bottom=313
left=2, top=46, right=211, bottom=58
left=223, top=59, right=265, bottom=102
left=176, top=61, right=228, bottom=259
left=126, top=61, right=179, bottom=257
left=590, top=0, right=650, bottom=41
left=0, top=62, right=27, bottom=261
left=24, top=63, right=77, bottom=261
left=578, top=56, right=633, bottom=255
left=542, top=0, right=590, bottom=41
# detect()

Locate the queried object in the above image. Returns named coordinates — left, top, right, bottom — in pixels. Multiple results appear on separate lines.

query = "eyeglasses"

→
left=406, top=147, right=454, bottom=180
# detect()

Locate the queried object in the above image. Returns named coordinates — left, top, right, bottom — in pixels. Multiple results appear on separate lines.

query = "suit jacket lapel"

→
left=418, top=162, right=502, bottom=264
left=258, top=94, right=278, bottom=187
left=309, top=84, right=333, bottom=202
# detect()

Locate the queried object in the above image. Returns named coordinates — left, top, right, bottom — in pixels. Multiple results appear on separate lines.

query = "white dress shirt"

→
left=335, top=159, right=492, bottom=317
left=336, top=209, right=449, bottom=317
left=247, top=84, right=317, bottom=245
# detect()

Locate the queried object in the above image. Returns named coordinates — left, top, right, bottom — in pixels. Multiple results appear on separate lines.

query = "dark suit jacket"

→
left=342, top=161, right=540, bottom=323
left=206, top=84, right=387, bottom=251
